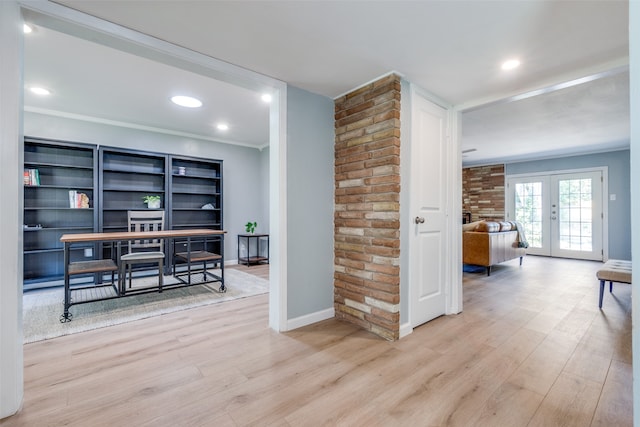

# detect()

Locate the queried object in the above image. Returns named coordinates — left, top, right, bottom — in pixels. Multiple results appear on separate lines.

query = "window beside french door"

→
left=507, top=169, right=604, bottom=261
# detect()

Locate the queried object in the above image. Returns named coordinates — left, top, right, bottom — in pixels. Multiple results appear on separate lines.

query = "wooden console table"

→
left=60, top=229, right=225, bottom=322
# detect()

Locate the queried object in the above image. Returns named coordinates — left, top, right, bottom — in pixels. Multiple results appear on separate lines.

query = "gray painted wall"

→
left=286, top=85, right=334, bottom=318
left=399, top=78, right=412, bottom=325
left=505, top=149, right=631, bottom=260
left=628, top=4, right=639, bottom=422
left=24, top=111, right=267, bottom=260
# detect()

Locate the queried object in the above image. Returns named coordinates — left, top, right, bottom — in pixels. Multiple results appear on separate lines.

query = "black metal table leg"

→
left=60, top=241, right=73, bottom=322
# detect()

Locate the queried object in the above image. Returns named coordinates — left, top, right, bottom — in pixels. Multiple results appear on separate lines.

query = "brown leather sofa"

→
left=463, top=221, right=526, bottom=276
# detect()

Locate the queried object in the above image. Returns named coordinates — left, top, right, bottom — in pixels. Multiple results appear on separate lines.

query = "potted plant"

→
left=142, top=195, right=161, bottom=209
left=245, top=221, right=257, bottom=234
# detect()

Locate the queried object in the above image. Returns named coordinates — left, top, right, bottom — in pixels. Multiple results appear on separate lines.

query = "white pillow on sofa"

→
left=462, top=220, right=483, bottom=232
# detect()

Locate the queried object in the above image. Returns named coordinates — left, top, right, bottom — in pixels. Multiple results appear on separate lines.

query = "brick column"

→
left=334, top=74, right=401, bottom=341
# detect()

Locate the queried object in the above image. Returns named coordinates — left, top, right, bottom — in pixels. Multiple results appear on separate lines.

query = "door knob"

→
left=415, top=217, right=425, bottom=224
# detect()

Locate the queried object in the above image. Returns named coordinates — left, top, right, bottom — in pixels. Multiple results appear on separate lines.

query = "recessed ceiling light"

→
left=30, top=87, right=51, bottom=96
left=216, top=123, right=229, bottom=131
left=171, top=95, right=202, bottom=108
left=23, top=24, right=33, bottom=34
left=261, top=93, right=272, bottom=103
left=501, top=59, right=521, bottom=71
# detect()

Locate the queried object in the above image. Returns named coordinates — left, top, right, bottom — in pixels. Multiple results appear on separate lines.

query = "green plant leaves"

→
left=245, top=221, right=257, bottom=233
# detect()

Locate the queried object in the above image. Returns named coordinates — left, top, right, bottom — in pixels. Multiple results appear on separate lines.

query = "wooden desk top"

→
left=61, top=229, right=226, bottom=243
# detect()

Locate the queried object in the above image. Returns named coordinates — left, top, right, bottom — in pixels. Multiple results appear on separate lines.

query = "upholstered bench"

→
left=596, top=259, right=632, bottom=308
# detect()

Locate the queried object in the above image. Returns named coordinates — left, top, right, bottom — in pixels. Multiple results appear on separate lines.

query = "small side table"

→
left=237, top=233, right=269, bottom=266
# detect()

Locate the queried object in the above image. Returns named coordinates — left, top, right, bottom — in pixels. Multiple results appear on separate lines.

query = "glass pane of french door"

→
left=558, top=178, right=592, bottom=250
left=508, top=177, right=550, bottom=256
left=551, top=171, right=603, bottom=260
left=514, top=181, right=543, bottom=249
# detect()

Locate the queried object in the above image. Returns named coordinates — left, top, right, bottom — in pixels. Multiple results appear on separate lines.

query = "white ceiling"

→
left=24, top=0, right=630, bottom=164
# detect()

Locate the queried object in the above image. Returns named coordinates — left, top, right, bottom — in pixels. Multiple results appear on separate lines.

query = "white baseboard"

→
left=399, top=322, right=413, bottom=339
left=286, top=307, right=335, bottom=331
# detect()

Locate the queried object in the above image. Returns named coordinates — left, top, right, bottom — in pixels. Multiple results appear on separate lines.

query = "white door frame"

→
left=506, top=166, right=609, bottom=261
left=19, top=1, right=289, bottom=331
left=404, top=85, right=461, bottom=337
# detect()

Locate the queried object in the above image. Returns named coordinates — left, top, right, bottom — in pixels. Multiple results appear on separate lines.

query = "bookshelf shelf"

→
left=23, top=137, right=99, bottom=289
left=23, top=139, right=224, bottom=289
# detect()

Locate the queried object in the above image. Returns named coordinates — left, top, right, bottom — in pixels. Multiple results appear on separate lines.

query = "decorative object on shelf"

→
left=142, top=195, right=161, bottom=209
left=178, top=166, right=186, bottom=175
left=24, top=168, right=40, bottom=186
left=245, top=221, right=257, bottom=234
left=201, top=203, right=215, bottom=210
left=68, top=190, right=90, bottom=208
left=23, top=224, right=43, bottom=230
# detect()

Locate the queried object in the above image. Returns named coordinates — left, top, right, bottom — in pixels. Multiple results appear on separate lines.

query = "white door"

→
left=507, top=170, right=603, bottom=261
left=410, top=94, right=448, bottom=327
left=550, top=171, right=603, bottom=260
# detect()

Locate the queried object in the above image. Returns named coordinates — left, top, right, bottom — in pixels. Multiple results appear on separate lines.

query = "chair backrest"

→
left=127, top=210, right=165, bottom=251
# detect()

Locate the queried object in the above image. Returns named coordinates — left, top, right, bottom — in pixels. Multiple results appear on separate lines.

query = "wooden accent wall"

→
left=334, top=74, right=401, bottom=341
left=462, top=164, right=505, bottom=222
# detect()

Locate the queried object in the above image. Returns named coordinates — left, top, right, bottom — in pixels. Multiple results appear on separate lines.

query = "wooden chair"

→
left=119, top=210, right=165, bottom=294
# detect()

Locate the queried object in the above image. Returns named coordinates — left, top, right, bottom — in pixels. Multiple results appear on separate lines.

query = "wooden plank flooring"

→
left=1, top=256, right=631, bottom=426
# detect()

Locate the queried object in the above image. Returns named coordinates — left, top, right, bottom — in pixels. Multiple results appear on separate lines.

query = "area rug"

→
left=22, top=268, right=268, bottom=343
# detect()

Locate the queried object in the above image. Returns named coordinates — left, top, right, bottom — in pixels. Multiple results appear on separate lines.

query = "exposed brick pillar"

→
left=334, top=74, right=401, bottom=341
left=462, top=164, right=505, bottom=222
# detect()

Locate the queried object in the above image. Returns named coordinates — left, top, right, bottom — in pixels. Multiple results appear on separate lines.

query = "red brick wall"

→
left=334, top=74, right=401, bottom=341
left=462, top=164, right=505, bottom=222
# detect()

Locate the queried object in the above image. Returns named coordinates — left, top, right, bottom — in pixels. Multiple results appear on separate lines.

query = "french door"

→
left=506, top=169, right=604, bottom=261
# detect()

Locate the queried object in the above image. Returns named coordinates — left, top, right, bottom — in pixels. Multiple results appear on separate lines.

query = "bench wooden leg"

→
left=599, top=280, right=605, bottom=308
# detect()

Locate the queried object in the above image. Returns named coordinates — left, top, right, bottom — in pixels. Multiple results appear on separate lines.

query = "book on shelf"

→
left=68, top=190, right=90, bottom=208
left=24, top=169, right=40, bottom=186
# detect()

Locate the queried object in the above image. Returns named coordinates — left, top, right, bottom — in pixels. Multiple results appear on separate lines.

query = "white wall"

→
left=0, top=0, right=24, bottom=418
left=24, top=111, right=266, bottom=261
left=629, top=2, right=639, bottom=425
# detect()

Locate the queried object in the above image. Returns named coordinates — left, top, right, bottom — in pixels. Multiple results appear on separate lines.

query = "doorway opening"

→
left=20, top=3, right=288, bottom=331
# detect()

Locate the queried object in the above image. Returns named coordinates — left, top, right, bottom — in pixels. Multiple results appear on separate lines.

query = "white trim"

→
left=18, top=0, right=289, bottom=332
left=333, top=70, right=405, bottom=100
left=269, top=84, right=288, bottom=331
left=286, top=307, right=334, bottom=331
left=506, top=166, right=609, bottom=180
left=0, top=1, right=24, bottom=418
left=447, top=109, right=463, bottom=315
left=399, top=322, right=413, bottom=338
left=25, top=106, right=265, bottom=150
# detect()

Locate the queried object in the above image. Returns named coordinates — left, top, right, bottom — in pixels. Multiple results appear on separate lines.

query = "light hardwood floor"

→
left=1, top=256, right=631, bottom=426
